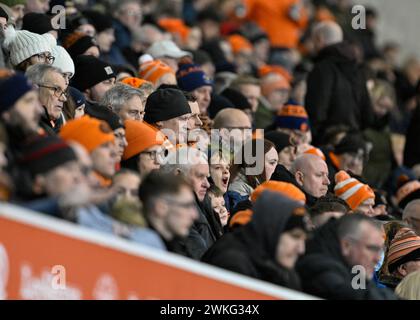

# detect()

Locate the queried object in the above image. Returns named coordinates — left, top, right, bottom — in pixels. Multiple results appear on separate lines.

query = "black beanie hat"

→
left=71, top=55, right=115, bottom=92
left=207, top=93, right=234, bottom=119
left=144, top=88, right=191, bottom=123
left=334, top=133, right=366, bottom=155
left=22, top=13, right=54, bottom=35
left=19, top=136, right=77, bottom=177
left=82, top=10, right=113, bottom=34
left=264, top=131, right=293, bottom=153
left=85, top=103, right=124, bottom=130
left=221, top=88, right=252, bottom=111
left=66, top=35, right=98, bottom=60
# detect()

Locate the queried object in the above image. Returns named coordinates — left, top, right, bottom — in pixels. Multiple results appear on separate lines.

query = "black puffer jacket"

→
left=296, top=219, right=398, bottom=300
left=202, top=192, right=303, bottom=291
left=305, top=42, right=374, bottom=144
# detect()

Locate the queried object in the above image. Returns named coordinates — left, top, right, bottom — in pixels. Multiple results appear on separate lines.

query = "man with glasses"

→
left=139, top=171, right=199, bottom=256
left=296, top=213, right=397, bottom=300
left=121, top=119, right=166, bottom=181
left=25, top=64, right=67, bottom=135
left=112, top=0, right=143, bottom=51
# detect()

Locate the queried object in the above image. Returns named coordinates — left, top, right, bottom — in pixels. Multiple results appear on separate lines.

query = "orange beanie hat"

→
left=59, top=116, right=115, bottom=153
left=334, top=170, right=375, bottom=210
left=304, top=146, right=326, bottom=160
left=121, top=77, right=152, bottom=89
left=259, top=64, right=293, bottom=83
left=251, top=181, right=306, bottom=204
left=122, top=120, right=166, bottom=161
left=158, top=18, right=190, bottom=44
left=229, top=209, right=253, bottom=228
left=138, top=60, right=175, bottom=86
left=227, top=34, right=253, bottom=54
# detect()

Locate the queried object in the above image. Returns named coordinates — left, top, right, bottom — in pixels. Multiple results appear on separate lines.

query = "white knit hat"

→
left=52, top=45, right=75, bottom=77
left=3, top=28, right=54, bottom=66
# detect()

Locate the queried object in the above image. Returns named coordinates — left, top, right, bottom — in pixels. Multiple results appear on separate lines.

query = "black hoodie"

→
left=305, top=41, right=374, bottom=145
left=296, top=218, right=398, bottom=300
left=202, top=191, right=304, bottom=290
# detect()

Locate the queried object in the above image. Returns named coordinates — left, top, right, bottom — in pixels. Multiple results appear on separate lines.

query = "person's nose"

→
left=204, top=178, right=210, bottom=189
left=324, top=174, right=330, bottom=185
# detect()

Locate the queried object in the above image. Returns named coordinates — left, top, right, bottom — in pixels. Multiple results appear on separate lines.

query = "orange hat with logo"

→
left=334, top=170, right=375, bottom=210
left=251, top=181, right=306, bottom=204
left=138, top=60, right=175, bottom=86
left=227, top=34, right=253, bottom=54
left=122, top=120, right=166, bottom=161
left=59, top=116, right=115, bottom=153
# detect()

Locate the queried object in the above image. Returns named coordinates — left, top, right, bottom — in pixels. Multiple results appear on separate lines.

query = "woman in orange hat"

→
left=120, top=120, right=167, bottom=180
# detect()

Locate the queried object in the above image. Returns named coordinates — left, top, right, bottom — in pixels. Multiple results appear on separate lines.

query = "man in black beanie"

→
left=144, top=88, right=192, bottom=146
left=70, top=55, right=116, bottom=104
left=17, top=135, right=84, bottom=202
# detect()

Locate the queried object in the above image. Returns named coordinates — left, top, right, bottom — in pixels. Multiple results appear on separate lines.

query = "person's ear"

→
left=32, top=175, right=46, bottom=195
left=397, top=263, right=408, bottom=277
left=340, top=238, right=352, bottom=257
left=295, top=170, right=304, bottom=186
left=174, top=168, right=182, bottom=176
left=154, top=198, right=169, bottom=217
left=1, top=111, right=10, bottom=122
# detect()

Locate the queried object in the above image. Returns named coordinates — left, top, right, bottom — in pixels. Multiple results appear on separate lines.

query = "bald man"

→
left=403, top=200, right=420, bottom=235
left=305, top=21, right=374, bottom=145
left=213, top=108, right=252, bottom=153
left=292, top=154, right=330, bottom=201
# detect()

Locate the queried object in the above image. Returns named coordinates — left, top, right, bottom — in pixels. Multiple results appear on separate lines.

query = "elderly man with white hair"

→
left=305, top=21, right=375, bottom=145
left=161, top=147, right=218, bottom=260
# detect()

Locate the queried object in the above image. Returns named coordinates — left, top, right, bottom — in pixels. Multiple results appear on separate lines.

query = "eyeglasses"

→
left=33, top=53, right=55, bottom=64
left=141, top=149, right=167, bottom=162
left=38, top=84, right=67, bottom=99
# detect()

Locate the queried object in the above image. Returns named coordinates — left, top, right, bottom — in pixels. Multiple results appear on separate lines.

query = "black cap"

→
left=221, top=88, right=252, bottom=111
left=144, top=88, right=191, bottom=123
left=85, top=103, right=123, bottom=130
left=65, top=34, right=98, bottom=60
left=22, top=13, right=54, bottom=35
left=71, top=55, right=115, bottom=92
left=334, top=133, right=366, bottom=155
left=264, top=131, right=293, bottom=153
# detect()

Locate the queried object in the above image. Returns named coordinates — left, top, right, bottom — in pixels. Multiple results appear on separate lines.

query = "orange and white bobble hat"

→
left=334, top=170, right=375, bottom=210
